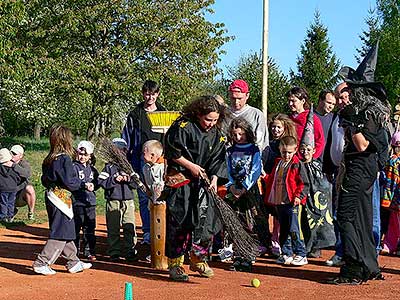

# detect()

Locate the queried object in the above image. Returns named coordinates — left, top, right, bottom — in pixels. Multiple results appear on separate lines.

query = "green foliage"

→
left=211, top=52, right=290, bottom=114
left=0, top=0, right=231, bottom=138
left=290, top=11, right=341, bottom=103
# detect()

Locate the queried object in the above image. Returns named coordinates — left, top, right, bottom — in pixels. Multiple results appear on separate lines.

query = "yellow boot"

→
left=189, top=252, right=214, bottom=278
left=168, top=256, right=189, bottom=282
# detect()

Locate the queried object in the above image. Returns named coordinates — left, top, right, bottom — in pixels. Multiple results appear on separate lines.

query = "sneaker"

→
left=68, top=261, right=92, bottom=273
left=145, top=254, right=151, bottom=263
left=218, top=244, right=233, bottom=262
left=327, top=276, right=362, bottom=285
left=110, top=255, right=121, bottom=262
left=87, top=255, right=97, bottom=262
left=169, top=266, right=189, bottom=282
left=271, top=241, right=281, bottom=257
left=258, top=245, right=268, bottom=256
left=189, top=261, right=214, bottom=278
left=308, top=248, right=321, bottom=258
left=291, top=255, right=308, bottom=266
left=33, top=265, right=56, bottom=275
left=28, top=211, right=34, bottom=220
left=325, top=254, right=344, bottom=267
left=276, top=255, right=293, bottom=265
left=230, top=258, right=252, bottom=272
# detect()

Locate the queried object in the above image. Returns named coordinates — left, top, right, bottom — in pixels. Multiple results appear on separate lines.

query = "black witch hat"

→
left=338, top=41, right=387, bottom=101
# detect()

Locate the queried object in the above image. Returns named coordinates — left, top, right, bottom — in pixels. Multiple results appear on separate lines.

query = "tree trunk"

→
left=33, top=123, right=41, bottom=140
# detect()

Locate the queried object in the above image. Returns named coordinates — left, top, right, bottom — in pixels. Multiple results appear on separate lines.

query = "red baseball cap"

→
left=229, top=79, right=249, bottom=93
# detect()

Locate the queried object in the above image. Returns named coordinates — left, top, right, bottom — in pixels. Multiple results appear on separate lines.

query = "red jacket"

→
left=263, top=155, right=308, bottom=205
left=290, top=110, right=325, bottom=159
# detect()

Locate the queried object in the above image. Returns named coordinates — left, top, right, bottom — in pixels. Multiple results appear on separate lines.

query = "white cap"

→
left=10, top=145, right=24, bottom=155
left=77, top=141, right=94, bottom=154
left=112, top=138, right=128, bottom=149
left=0, top=148, right=12, bottom=164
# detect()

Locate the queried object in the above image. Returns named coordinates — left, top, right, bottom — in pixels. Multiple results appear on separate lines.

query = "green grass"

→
left=0, top=136, right=137, bottom=228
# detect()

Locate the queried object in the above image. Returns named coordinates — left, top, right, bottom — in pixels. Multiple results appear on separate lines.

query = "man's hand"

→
left=294, top=197, right=301, bottom=206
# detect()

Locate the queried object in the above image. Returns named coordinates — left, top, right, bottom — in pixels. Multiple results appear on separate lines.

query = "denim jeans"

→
left=372, top=178, right=381, bottom=254
left=277, top=203, right=306, bottom=257
left=0, top=192, right=16, bottom=219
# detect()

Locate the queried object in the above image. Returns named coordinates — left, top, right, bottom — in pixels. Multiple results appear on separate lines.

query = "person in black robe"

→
left=329, top=44, right=390, bottom=285
left=163, top=95, right=227, bottom=282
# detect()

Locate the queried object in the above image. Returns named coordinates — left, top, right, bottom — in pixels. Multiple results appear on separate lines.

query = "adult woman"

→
left=163, top=95, right=226, bottom=282
left=286, top=87, right=325, bottom=159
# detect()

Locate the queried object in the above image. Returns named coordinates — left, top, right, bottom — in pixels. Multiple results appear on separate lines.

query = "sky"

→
left=207, top=0, right=377, bottom=76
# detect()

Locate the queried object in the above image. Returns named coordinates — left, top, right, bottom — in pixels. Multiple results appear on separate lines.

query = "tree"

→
left=0, top=0, right=231, bottom=138
left=290, top=11, right=341, bottom=103
left=357, top=1, right=400, bottom=106
left=212, top=51, right=290, bottom=115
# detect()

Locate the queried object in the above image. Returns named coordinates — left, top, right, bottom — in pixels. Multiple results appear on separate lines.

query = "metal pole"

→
left=262, top=0, right=269, bottom=119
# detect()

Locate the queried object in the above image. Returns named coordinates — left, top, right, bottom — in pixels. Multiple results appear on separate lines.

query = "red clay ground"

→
left=1, top=215, right=400, bottom=300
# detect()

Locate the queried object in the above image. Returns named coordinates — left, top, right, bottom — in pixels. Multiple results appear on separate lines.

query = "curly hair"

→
left=181, top=95, right=226, bottom=128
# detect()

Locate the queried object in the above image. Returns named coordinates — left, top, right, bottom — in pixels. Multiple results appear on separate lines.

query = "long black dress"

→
left=337, top=116, right=382, bottom=281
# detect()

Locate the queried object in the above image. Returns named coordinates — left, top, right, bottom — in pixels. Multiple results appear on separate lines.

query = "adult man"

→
left=315, top=89, right=336, bottom=143
left=228, top=79, right=269, bottom=150
left=122, top=80, right=166, bottom=245
left=11, top=145, right=36, bottom=220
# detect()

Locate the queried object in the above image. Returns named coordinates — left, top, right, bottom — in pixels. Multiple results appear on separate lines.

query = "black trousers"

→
left=73, top=205, right=96, bottom=256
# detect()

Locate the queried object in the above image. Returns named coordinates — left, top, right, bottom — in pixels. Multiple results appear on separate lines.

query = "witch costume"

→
left=332, top=43, right=390, bottom=284
left=300, top=107, right=336, bottom=254
left=163, top=116, right=226, bottom=263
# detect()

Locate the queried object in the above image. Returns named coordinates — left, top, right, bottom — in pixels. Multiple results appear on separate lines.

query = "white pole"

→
left=262, top=0, right=269, bottom=119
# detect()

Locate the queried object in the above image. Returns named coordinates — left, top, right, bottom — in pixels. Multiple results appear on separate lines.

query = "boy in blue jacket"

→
left=98, top=138, right=138, bottom=262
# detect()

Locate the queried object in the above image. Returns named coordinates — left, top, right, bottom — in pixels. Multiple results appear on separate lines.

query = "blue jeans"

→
left=277, top=204, right=306, bottom=257
left=372, top=178, right=381, bottom=254
left=0, top=192, right=16, bottom=219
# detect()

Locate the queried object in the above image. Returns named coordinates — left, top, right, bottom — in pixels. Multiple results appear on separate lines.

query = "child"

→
left=33, top=125, right=92, bottom=275
left=223, top=117, right=269, bottom=272
left=0, top=148, right=20, bottom=222
left=298, top=107, right=336, bottom=258
left=142, top=140, right=167, bottom=269
left=72, top=141, right=99, bottom=262
left=264, top=136, right=309, bottom=266
left=98, top=137, right=138, bottom=262
left=381, top=131, right=400, bottom=254
left=263, top=113, right=298, bottom=256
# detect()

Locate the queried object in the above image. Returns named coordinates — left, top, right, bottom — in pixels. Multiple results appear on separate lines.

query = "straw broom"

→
left=97, top=137, right=148, bottom=194
left=199, top=172, right=259, bottom=259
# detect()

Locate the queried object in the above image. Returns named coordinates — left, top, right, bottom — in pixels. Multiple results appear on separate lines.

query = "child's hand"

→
left=85, top=183, right=94, bottom=192
left=115, top=175, right=124, bottom=182
left=294, top=197, right=301, bottom=206
left=187, top=163, right=205, bottom=178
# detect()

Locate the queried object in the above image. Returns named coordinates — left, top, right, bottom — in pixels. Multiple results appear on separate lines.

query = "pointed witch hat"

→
left=338, top=41, right=387, bottom=101
left=300, top=104, right=315, bottom=147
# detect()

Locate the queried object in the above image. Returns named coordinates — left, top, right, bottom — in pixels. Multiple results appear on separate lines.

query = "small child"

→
left=142, top=140, right=165, bottom=205
left=264, top=136, right=309, bottom=266
left=381, top=131, right=400, bottom=254
left=224, top=117, right=269, bottom=272
left=72, top=141, right=99, bottom=262
left=142, top=140, right=167, bottom=268
left=298, top=107, right=336, bottom=258
left=0, top=148, right=20, bottom=222
left=98, top=138, right=138, bottom=262
left=33, top=125, right=92, bottom=275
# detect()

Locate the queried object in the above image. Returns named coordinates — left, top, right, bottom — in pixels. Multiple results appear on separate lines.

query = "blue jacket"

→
left=98, top=163, right=136, bottom=200
left=72, top=161, right=99, bottom=206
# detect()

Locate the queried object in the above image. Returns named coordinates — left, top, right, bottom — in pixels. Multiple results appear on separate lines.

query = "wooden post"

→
left=262, top=0, right=269, bottom=119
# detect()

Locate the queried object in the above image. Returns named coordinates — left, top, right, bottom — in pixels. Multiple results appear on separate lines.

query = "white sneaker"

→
left=218, top=244, right=233, bottom=262
left=68, top=261, right=92, bottom=273
left=325, top=255, right=344, bottom=267
left=276, top=255, right=293, bottom=265
left=33, top=265, right=56, bottom=275
left=291, top=255, right=308, bottom=266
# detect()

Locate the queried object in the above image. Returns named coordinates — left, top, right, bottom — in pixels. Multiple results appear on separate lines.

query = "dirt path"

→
left=1, top=215, right=400, bottom=300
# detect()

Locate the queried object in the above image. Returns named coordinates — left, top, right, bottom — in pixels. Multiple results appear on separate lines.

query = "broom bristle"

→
left=199, top=173, right=259, bottom=259
left=97, top=138, right=148, bottom=193
left=147, top=111, right=181, bottom=127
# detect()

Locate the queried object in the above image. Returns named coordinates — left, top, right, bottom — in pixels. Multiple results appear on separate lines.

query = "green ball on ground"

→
left=251, top=278, right=260, bottom=288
